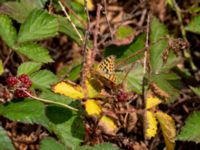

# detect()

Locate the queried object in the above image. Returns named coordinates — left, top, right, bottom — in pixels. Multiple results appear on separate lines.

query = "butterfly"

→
left=95, top=55, right=116, bottom=84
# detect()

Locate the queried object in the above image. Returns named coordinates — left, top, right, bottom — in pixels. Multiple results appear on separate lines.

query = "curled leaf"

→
left=156, top=111, right=176, bottom=150
left=145, top=111, right=157, bottom=139
left=85, top=99, right=102, bottom=116
left=52, top=81, right=84, bottom=99
left=99, top=116, right=118, bottom=135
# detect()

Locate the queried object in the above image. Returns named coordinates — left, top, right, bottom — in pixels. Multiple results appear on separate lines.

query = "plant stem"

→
left=58, top=0, right=83, bottom=43
left=173, top=0, right=196, bottom=70
left=22, top=89, right=78, bottom=111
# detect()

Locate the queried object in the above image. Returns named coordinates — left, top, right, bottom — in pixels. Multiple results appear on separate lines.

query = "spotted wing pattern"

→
left=96, top=55, right=116, bottom=83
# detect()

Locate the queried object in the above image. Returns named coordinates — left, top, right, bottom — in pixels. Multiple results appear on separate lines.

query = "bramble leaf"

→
left=145, top=111, right=157, bottom=139
left=40, top=90, right=74, bottom=105
left=99, top=116, right=118, bottom=135
left=46, top=105, right=85, bottom=149
left=150, top=17, right=168, bottom=72
left=57, top=16, right=83, bottom=46
left=0, top=0, right=42, bottom=23
left=53, top=81, right=84, bottom=99
left=18, top=9, right=58, bottom=43
left=177, top=111, right=200, bottom=143
left=0, top=14, right=17, bottom=47
left=0, top=126, right=15, bottom=150
left=146, top=91, right=162, bottom=109
left=85, top=99, right=102, bottom=116
left=0, top=99, right=49, bottom=128
left=191, top=87, right=200, bottom=97
left=16, top=43, right=53, bottom=63
left=17, top=61, right=42, bottom=76
left=156, top=111, right=176, bottom=150
left=185, top=14, right=200, bottom=34
left=39, top=137, right=66, bottom=150
left=117, top=63, right=143, bottom=94
left=30, top=70, right=58, bottom=89
left=105, top=33, right=145, bottom=65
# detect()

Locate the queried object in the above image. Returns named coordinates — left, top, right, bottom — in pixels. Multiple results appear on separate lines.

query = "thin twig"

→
left=116, top=48, right=145, bottom=67
left=84, top=0, right=91, bottom=31
left=103, top=0, right=113, bottom=40
left=93, top=4, right=102, bottom=58
left=3, top=49, right=12, bottom=67
left=22, top=89, right=78, bottom=111
left=58, top=0, right=83, bottom=43
left=143, top=14, right=150, bottom=75
left=60, top=0, right=87, bottom=28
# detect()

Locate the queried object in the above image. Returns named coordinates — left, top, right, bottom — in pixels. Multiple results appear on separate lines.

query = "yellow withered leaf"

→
left=85, top=99, right=102, bottom=116
left=146, top=91, right=162, bottom=109
left=53, top=81, right=84, bottom=99
left=99, top=116, right=117, bottom=135
left=156, top=111, right=176, bottom=150
left=85, top=78, right=100, bottom=98
left=145, top=111, right=158, bottom=139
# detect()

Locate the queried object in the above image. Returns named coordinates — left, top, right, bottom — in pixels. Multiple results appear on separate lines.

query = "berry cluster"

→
left=6, top=74, right=32, bottom=98
left=117, top=91, right=129, bottom=101
left=18, top=74, right=32, bottom=88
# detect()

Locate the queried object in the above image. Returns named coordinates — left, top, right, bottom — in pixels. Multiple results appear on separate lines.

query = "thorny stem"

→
left=142, top=14, right=150, bottom=141
left=172, top=0, right=196, bottom=70
left=58, top=1, right=83, bottom=43
left=21, top=88, right=78, bottom=111
left=80, top=0, right=92, bottom=98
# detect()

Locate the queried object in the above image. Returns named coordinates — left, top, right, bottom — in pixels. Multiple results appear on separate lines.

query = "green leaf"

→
left=46, top=105, right=85, bottom=149
left=115, top=25, right=134, bottom=40
left=17, top=61, right=42, bottom=76
left=0, top=99, right=49, bottom=128
left=177, top=111, right=200, bottom=143
left=39, top=137, right=66, bottom=150
left=40, top=90, right=74, bottom=105
left=117, top=63, right=143, bottom=94
left=67, top=64, right=82, bottom=81
left=30, top=70, right=58, bottom=89
left=16, top=43, right=53, bottom=63
left=75, top=143, right=120, bottom=150
left=0, top=14, right=17, bottom=47
left=191, top=87, right=200, bottom=97
left=0, top=0, right=42, bottom=23
left=0, top=126, right=15, bottom=150
left=57, top=16, right=83, bottom=46
left=185, top=14, right=200, bottom=34
left=0, top=59, right=3, bottom=75
left=151, top=73, right=182, bottom=102
left=150, top=17, right=168, bottom=73
left=18, top=9, right=58, bottom=43
left=105, top=33, right=145, bottom=65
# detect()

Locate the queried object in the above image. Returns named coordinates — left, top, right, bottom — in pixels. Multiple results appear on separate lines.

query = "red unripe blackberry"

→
left=117, top=91, right=129, bottom=101
left=18, top=74, right=32, bottom=88
left=7, top=76, right=18, bottom=87
left=15, top=89, right=31, bottom=98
